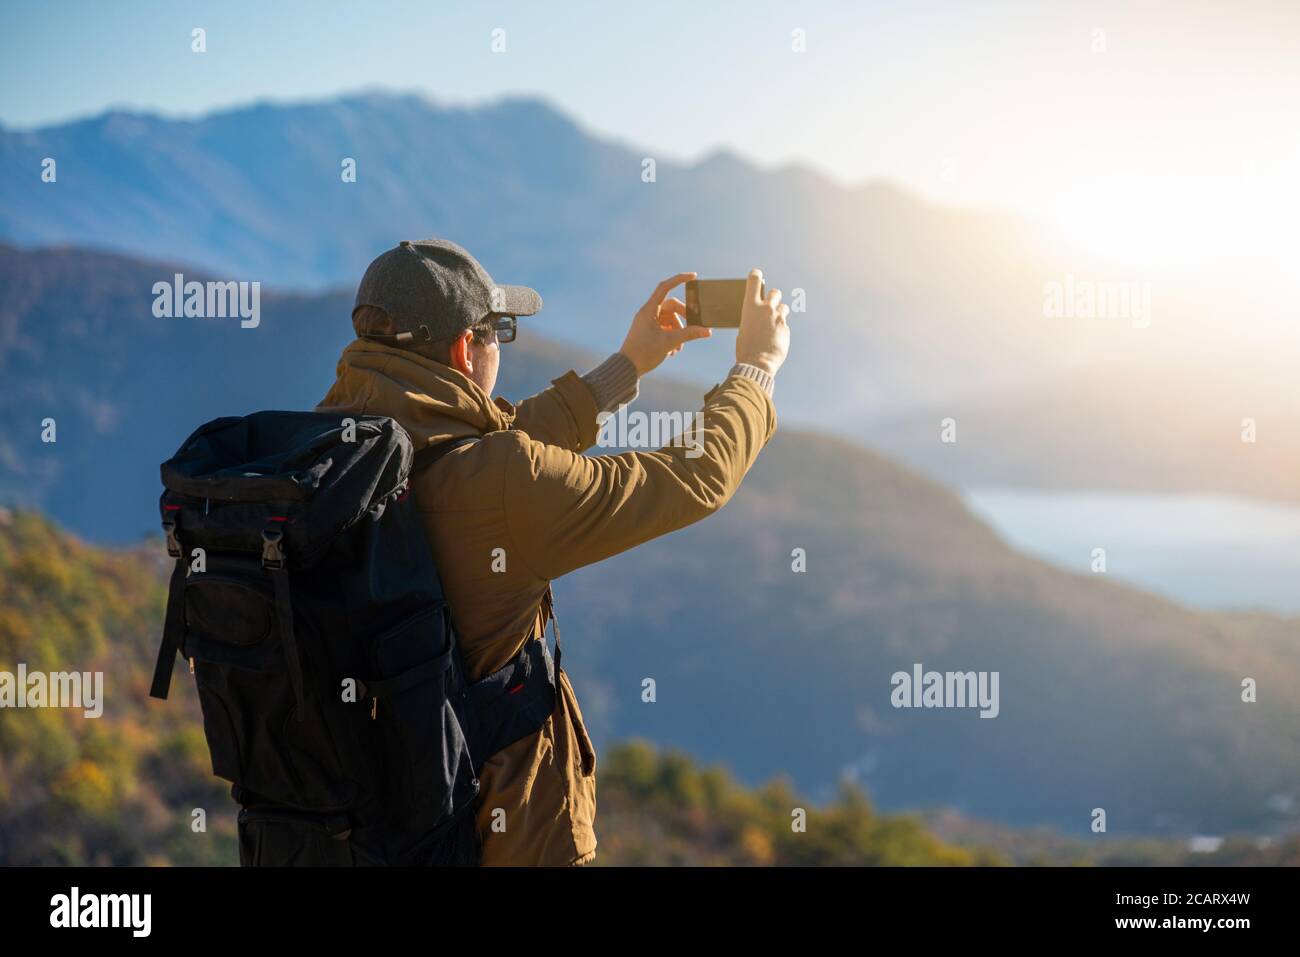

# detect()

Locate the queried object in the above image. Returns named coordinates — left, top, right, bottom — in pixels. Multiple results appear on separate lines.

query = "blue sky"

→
left=3, top=0, right=1298, bottom=278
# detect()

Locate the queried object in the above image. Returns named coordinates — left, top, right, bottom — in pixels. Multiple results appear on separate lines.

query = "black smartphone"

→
left=684, top=278, right=763, bottom=328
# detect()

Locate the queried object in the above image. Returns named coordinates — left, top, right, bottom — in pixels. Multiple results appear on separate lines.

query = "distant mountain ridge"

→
left=0, top=90, right=1099, bottom=421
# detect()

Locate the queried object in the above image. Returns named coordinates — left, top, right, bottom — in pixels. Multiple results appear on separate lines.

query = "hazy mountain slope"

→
left=2, top=244, right=1298, bottom=833
left=863, top=355, right=1300, bottom=506
left=0, top=242, right=691, bottom=537
left=561, top=429, right=1300, bottom=833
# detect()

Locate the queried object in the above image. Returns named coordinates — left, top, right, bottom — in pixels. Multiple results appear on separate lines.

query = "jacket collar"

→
left=317, top=339, right=515, bottom=446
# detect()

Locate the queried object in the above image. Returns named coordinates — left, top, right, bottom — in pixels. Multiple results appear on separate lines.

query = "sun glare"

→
left=1049, top=172, right=1300, bottom=299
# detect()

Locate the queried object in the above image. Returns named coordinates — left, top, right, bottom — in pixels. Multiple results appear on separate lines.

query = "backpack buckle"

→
left=162, top=516, right=182, bottom=558
left=261, top=527, right=286, bottom=569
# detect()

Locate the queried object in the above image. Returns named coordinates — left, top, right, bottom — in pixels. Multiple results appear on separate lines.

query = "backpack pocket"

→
left=366, top=606, right=478, bottom=832
left=237, top=807, right=356, bottom=866
left=183, top=564, right=355, bottom=811
left=184, top=572, right=282, bottom=670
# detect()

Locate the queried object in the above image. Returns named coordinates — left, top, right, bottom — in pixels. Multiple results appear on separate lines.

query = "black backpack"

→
left=149, top=410, right=560, bottom=866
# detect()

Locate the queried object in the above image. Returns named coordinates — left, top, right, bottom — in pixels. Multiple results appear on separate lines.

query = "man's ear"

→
left=448, top=329, right=474, bottom=376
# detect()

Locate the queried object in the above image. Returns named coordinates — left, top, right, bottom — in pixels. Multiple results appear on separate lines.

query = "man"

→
left=317, top=238, right=790, bottom=865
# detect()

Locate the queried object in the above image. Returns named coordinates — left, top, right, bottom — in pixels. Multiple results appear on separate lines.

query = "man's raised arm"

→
left=500, top=270, right=791, bottom=579
left=506, top=272, right=711, bottom=453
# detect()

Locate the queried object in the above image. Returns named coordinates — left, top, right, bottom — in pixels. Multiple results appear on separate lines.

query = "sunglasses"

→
left=488, top=315, right=517, bottom=344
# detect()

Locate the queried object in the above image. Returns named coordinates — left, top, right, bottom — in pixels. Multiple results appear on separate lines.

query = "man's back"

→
left=318, top=335, right=778, bottom=864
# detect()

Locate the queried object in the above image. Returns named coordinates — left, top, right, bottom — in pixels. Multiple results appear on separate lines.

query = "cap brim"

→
left=495, top=284, right=542, bottom=317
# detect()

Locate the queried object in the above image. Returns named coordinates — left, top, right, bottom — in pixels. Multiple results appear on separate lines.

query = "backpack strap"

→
left=410, top=435, right=479, bottom=477
left=149, top=509, right=188, bottom=700
left=261, top=526, right=308, bottom=721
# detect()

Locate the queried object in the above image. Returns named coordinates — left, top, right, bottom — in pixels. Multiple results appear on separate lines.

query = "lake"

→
left=963, top=488, right=1300, bottom=615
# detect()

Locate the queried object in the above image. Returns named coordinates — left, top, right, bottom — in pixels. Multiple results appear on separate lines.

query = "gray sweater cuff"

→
left=728, top=362, right=776, bottom=397
left=582, top=352, right=640, bottom=412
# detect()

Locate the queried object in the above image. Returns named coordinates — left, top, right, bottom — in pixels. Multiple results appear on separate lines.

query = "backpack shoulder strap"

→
left=410, top=435, right=479, bottom=477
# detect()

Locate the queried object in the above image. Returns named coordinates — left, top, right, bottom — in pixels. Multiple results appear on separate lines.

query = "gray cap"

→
left=353, top=238, right=541, bottom=343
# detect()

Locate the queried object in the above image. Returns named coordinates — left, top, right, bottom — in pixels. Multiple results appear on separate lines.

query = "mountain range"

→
left=6, top=92, right=1295, bottom=503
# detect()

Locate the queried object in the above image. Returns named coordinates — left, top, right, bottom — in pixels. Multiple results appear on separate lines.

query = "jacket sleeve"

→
left=502, top=375, right=777, bottom=581
left=507, top=371, right=602, bottom=454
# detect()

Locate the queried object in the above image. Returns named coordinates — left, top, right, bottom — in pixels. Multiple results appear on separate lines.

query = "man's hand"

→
left=618, top=272, right=712, bottom=377
left=735, top=268, right=790, bottom=377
